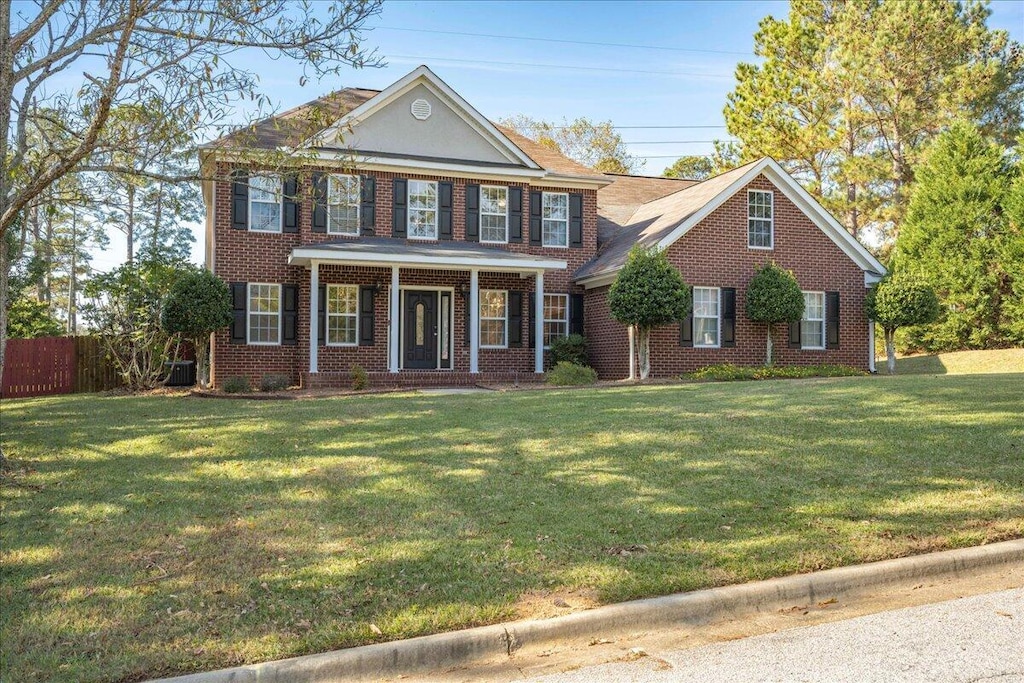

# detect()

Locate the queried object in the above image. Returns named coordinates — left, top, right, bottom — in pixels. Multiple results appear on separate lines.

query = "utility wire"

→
left=376, top=26, right=756, bottom=57
left=388, top=54, right=731, bottom=79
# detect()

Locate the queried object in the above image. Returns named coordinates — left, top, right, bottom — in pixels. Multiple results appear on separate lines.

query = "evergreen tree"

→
left=894, top=121, right=1015, bottom=351
left=724, top=0, right=1023, bottom=243
left=745, top=262, right=805, bottom=366
left=662, top=156, right=715, bottom=181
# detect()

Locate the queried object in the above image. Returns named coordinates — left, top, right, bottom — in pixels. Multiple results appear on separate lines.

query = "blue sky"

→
left=85, top=0, right=1024, bottom=270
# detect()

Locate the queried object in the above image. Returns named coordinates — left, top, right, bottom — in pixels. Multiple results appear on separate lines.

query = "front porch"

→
left=288, top=238, right=568, bottom=380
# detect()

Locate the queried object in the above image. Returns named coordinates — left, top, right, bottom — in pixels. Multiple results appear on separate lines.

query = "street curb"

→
left=150, top=539, right=1024, bottom=683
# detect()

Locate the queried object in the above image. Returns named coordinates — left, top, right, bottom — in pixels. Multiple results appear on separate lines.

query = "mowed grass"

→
left=894, top=347, right=1024, bottom=375
left=2, top=374, right=1023, bottom=682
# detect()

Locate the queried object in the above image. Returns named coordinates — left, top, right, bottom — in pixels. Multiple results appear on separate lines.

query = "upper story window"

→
left=248, top=283, right=281, bottom=344
left=543, top=294, right=568, bottom=348
left=480, top=185, right=508, bottom=243
left=328, top=174, right=360, bottom=235
left=249, top=174, right=282, bottom=233
left=748, top=190, right=773, bottom=249
left=326, top=284, right=358, bottom=345
left=801, top=291, right=825, bottom=349
left=542, top=192, right=569, bottom=248
left=408, top=180, right=438, bottom=239
left=693, top=287, right=720, bottom=348
left=479, top=289, right=507, bottom=348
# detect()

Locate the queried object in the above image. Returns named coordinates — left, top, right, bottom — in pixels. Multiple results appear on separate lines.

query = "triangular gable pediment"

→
left=313, top=66, right=539, bottom=169
left=654, top=158, right=886, bottom=275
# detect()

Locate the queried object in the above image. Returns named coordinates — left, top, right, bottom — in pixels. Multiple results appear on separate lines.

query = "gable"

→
left=340, top=83, right=514, bottom=165
left=575, top=158, right=885, bottom=286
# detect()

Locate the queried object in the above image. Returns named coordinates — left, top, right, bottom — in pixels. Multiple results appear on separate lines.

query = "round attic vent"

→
left=410, top=98, right=432, bottom=121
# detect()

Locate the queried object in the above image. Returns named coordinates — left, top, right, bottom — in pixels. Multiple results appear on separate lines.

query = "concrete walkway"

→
left=523, top=588, right=1024, bottom=683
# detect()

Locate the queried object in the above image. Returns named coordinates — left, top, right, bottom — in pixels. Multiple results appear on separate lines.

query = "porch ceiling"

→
left=289, top=237, right=566, bottom=272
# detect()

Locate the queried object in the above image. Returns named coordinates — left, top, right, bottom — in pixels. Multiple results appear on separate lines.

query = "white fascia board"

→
left=865, top=271, right=884, bottom=287
left=289, top=247, right=566, bottom=273
left=575, top=272, right=617, bottom=289
left=314, top=66, right=541, bottom=170
left=654, top=158, right=887, bottom=275
left=314, top=150, right=546, bottom=180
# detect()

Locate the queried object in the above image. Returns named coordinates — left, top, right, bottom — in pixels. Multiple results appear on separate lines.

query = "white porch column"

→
left=308, top=260, right=319, bottom=374
left=469, top=268, right=480, bottom=374
left=534, top=270, right=545, bottom=374
left=389, top=266, right=400, bottom=373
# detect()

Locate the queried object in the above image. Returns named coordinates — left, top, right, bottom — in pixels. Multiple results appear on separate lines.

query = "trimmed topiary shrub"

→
left=545, top=361, right=598, bottom=386
left=351, top=364, right=369, bottom=391
left=259, top=373, right=291, bottom=392
left=222, top=376, right=252, bottom=393
left=549, top=333, right=589, bottom=366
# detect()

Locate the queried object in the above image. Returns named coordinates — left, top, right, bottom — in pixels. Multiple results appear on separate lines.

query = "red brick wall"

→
left=586, top=174, right=872, bottom=379
left=209, top=163, right=594, bottom=387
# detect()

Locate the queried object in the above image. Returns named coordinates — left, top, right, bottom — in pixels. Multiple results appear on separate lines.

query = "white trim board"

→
left=289, top=246, right=566, bottom=273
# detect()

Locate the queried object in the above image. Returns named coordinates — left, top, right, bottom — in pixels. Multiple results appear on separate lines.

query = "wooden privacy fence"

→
left=1, top=336, right=121, bottom=399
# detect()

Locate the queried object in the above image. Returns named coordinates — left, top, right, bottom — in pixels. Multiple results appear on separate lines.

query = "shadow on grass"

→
left=1, top=375, right=1023, bottom=682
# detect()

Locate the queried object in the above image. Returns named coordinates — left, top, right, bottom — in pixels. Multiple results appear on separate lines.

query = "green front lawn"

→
left=2, top=374, right=1022, bottom=681
left=893, top=347, right=1024, bottom=375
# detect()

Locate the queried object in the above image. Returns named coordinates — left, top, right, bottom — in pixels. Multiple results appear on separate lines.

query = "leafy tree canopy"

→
left=161, top=268, right=232, bottom=339
left=499, top=115, right=639, bottom=174
left=6, top=297, right=64, bottom=339
left=745, top=262, right=804, bottom=324
left=609, top=246, right=691, bottom=329
left=662, top=155, right=715, bottom=181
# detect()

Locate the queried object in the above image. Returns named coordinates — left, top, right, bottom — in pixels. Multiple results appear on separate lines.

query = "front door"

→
left=403, top=291, right=438, bottom=369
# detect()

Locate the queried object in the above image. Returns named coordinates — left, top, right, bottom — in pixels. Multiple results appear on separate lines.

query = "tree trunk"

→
left=885, top=328, right=897, bottom=375
left=67, top=211, right=77, bottom=334
left=126, top=185, right=135, bottom=265
left=637, top=326, right=651, bottom=380
left=196, top=334, right=210, bottom=388
left=765, top=325, right=774, bottom=367
left=627, top=325, right=636, bottom=381
left=0, top=234, right=10, bottom=470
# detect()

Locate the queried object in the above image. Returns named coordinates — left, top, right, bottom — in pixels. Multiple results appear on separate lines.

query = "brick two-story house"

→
left=200, top=66, right=885, bottom=388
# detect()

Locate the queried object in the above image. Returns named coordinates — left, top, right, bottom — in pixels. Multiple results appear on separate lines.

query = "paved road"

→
left=523, top=588, right=1024, bottom=683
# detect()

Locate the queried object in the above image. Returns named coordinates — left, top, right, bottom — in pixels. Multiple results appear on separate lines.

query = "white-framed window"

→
left=543, top=294, right=569, bottom=348
left=327, top=174, right=360, bottom=235
left=479, top=289, right=507, bottom=348
left=247, top=283, right=281, bottom=345
left=693, top=287, right=720, bottom=348
left=408, top=180, right=438, bottom=239
left=480, top=185, right=508, bottom=243
left=748, top=190, right=773, bottom=249
left=801, top=291, right=825, bottom=349
left=326, top=284, right=358, bottom=346
left=249, top=174, right=282, bottom=233
left=542, top=192, right=569, bottom=248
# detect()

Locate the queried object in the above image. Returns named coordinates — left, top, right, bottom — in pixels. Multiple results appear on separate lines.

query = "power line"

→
left=377, top=26, right=756, bottom=57
left=624, top=140, right=722, bottom=144
left=388, top=54, right=731, bottom=79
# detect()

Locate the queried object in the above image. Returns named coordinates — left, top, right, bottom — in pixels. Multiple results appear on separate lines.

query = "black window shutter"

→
left=231, top=172, right=248, bottom=230
left=570, top=293, right=584, bottom=336
left=317, top=284, right=326, bottom=346
left=528, top=292, right=536, bottom=348
left=230, top=282, right=247, bottom=343
left=529, top=191, right=542, bottom=246
left=569, top=193, right=584, bottom=248
left=281, top=284, right=298, bottom=345
left=721, top=288, right=736, bottom=348
left=392, top=178, right=407, bottom=238
left=359, top=286, right=375, bottom=346
left=438, top=181, right=453, bottom=240
left=508, top=186, right=523, bottom=243
left=282, top=175, right=299, bottom=233
left=311, top=173, right=327, bottom=233
left=464, top=296, right=472, bottom=346
left=508, top=291, right=523, bottom=347
left=789, top=320, right=802, bottom=348
left=465, top=184, right=480, bottom=242
left=680, top=287, right=694, bottom=347
left=826, top=291, right=840, bottom=348
left=360, top=175, right=376, bottom=236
